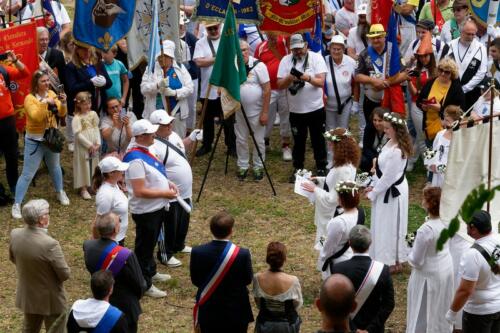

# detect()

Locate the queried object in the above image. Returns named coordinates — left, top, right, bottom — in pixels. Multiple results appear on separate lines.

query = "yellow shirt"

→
left=24, top=90, right=67, bottom=135
left=425, top=79, right=450, bottom=140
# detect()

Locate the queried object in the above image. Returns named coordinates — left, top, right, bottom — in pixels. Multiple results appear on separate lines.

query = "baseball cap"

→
left=132, top=119, right=159, bottom=136
left=98, top=156, right=129, bottom=173
left=469, top=210, right=492, bottom=234
left=150, top=109, right=175, bottom=125
left=290, top=34, right=306, bottom=49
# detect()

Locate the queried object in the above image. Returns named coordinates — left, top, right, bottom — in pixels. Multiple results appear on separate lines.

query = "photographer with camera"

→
left=277, top=34, right=328, bottom=182
left=446, top=210, right=500, bottom=332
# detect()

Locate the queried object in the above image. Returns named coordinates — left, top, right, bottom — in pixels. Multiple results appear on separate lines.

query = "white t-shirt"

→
left=193, top=36, right=220, bottom=100
left=334, top=8, right=357, bottom=35
left=21, top=1, right=71, bottom=26
left=325, top=54, right=356, bottom=110
left=240, top=56, right=270, bottom=117
left=347, top=26, right=367, bottom=55
left=459, top=234, right=500, bottom=315
left=96, top=182, right=129, bottom=242
left=277, top=51, right=327, bottom=114
left=125, top=145, right=170, bottom=214
left=100, top=112, right=137, bottom=154
left=151, top=133, right=193, bottom=200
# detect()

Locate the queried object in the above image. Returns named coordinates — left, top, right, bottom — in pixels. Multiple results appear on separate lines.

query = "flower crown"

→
left=383, top=112, right=407, bottom=126
left=335, top=180, right=359, bottom=195
left=323, top=128, right=352, bottom=142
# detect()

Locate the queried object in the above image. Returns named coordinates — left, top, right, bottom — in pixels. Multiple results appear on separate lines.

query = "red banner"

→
left=259, top=0, right=318, bottom=34
left=370, top=0, right=393, bottom=29
left=0, top=22, right=38, bottom=131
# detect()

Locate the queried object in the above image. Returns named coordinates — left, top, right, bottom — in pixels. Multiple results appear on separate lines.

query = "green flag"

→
left=209, top=3, right=246, bottom=118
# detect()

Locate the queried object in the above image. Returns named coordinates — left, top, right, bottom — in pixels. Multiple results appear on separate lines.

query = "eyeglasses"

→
left=207, top=26, right=219, bottom=32
left=438, top=68, right=451, bottom=75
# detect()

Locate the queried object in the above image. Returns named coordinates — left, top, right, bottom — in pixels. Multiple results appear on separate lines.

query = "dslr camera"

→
left=288, top=67, right=305, bottom=96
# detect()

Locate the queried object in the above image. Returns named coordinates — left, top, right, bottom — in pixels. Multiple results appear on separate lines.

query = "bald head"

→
left=461, top=20, right=478, bottom=44
left=318, top=274, right=356, bottom=320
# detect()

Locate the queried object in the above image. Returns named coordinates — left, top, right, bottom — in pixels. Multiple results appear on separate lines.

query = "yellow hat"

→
left=366, top=24, right=387, bottom=38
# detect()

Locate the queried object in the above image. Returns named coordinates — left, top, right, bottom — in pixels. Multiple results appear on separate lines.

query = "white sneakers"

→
left=152, top=272, right=171, bottom=282
left=167, top=256, right=182, bottom=267
left=11, top=203, right=21, bottom=219
left=181, top=246, right=192, bottom=254
left=57, top=190, right=70, bottom=205
left=80, top=189, right=91, bottom=200
left=145, top=284, right=167, bottom=298
left=282, top=146, right=292, bottom=161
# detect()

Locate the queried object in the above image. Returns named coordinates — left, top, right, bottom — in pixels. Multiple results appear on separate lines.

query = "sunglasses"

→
left=438, top=68, right=451, bottom=75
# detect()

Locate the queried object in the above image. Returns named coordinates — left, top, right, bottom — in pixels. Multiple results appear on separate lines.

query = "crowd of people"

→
left=2, top=0, right=500, bottom=332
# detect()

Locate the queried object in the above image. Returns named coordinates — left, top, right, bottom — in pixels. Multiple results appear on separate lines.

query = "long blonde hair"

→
left=72, top=44, right=98, bottom=68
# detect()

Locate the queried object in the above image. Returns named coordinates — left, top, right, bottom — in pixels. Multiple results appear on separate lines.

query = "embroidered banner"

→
left=468, top=0, right=500, bottom=27
left=193, top=0, right=262, bottom=23
left=73, top=0, right=136, bottom=51
left=259, top=0, right=318, bottom=34
left=0, top=22, right=38, bottom=132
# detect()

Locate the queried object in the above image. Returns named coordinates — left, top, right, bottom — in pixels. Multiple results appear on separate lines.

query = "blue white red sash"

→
left=367, top=46, right=386, bottom=74
left=123, top=147, right=167, bottom=178
left=93, top=304, right=122, bottom=333
left=193, top=242, right=240, bottom=327
left=95, top=242, right=132, bottom=277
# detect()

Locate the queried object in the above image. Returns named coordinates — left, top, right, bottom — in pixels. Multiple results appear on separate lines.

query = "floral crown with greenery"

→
left=323, top=128, right=352, bottom=142
left=383, top=112, right=407, bottom=127
left=335, top=180, right=359, bottom=195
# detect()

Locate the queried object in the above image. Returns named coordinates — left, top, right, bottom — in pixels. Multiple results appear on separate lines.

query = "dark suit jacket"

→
left=190, top=240, right=254, bottom=329
left=416, top=78, right=466, bottom=117
left=44, top=47, right=66, bottom=87
left=331, top=255, right=394, bottom=333
left=83, top=238, right=146, bottom=324
left=65, top=61, right=112, bottom=115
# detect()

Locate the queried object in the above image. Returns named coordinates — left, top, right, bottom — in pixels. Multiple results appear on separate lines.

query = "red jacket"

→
left=0, top=64, right=30, bottom=120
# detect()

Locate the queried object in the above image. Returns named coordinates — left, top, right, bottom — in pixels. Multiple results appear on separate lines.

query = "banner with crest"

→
left=127, top=0, right=179, bottom=69
left=468, top=0, right=500, bottom=27
left=259, top=0, right=319, bottom=34
left=193, top=0, right=262, bottom=23
left=73, top=0, right=136, bottom=51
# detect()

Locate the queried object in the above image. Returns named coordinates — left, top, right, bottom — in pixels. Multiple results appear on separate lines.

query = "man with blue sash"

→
left=84, top=213, right=146, bottom=332
left=67, top=270, right=128, bottom=333
left=394, top=0, right=419, bottom=57
left=123, top=119, right=179, bottom=298
left=190, top=211, right=254, bottom=333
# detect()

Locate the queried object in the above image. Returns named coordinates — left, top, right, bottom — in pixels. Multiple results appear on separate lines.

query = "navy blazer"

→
left=331, top=255, right=394, bottom=333
left=190, top=240, right=254, bottom=329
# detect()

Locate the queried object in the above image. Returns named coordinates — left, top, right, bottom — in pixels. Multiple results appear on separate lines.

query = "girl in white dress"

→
left=72, top=91, right=101, bottom=199
left=319, top=180, right=364, bottom=280
left=424, top=105, right=462, bottom=188
left=302, top=128, right=359, bottom=252
left=366, top=112, right=413, bottom=273
left=406, top=187, right=454, bottom=333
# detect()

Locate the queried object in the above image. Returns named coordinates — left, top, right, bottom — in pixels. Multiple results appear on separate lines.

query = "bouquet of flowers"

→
left=423, top=149, right=437, bottom=161
left=405, top=232, right=416, bottom=248
left=355, top=172, right=372, bottom=188
left=437, top=164, right=447, bottom=173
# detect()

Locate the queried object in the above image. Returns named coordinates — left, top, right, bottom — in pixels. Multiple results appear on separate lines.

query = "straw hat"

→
left=366, top=24, right=386, bottom=38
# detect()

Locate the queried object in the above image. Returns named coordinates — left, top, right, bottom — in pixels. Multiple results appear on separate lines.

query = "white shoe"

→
left=167, top=256, right=182, bottom=267
left=282, top=146, right=292, bottom=161
left=80, top=189, right=91, bottom=200
left=274, top=113, right=280, bottom=126
left=180, top=246, right=192, bottom=253
left=11, top=203, right=22, bottom=219
left=145, top=284, right=167, bottom=298
left=68, top=143, right=74, bottom=152
left=152, top=272, right=171, bottom=282
left=57, top=190, right=70, bottom=206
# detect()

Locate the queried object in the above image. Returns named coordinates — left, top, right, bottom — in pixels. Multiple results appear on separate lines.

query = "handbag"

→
left=43, top=103, right=65, bottom=153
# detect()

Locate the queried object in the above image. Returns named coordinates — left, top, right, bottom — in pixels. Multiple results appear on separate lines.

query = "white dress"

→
left=72, top=111, right=101, bottom=189
left=313, top=164, right=356, bottom=251
left=368, top=142, right=409, bottom=265
left=406, top=218, right=454, bottom=333
left=424, top=129, right=450, bottom=188
left=319, top=210, right=359, bottom=279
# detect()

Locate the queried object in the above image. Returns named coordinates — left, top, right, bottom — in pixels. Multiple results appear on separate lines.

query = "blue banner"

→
left=42, top=0, right=60, bottom=47
left=73, top=0, right=136, bottom=51
left=193, top=0, right=262, bottom=24
left=468, top=0, right=500, bottom=26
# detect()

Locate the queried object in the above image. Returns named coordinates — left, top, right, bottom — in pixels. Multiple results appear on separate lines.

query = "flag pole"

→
left=487, top=79, right=495, bottom=213
left=189, top=85, right=211, bottom=163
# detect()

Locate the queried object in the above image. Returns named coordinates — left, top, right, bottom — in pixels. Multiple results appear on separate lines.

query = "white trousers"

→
left=265, top=90, right=291, bottom=140
left=186, top=78, right=198, bottom=130
left=235, top=110, right=266, bottom=169
left=325, top=99, right=353, bottom=130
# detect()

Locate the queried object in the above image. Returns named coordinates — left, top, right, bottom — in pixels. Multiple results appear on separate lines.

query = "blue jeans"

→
left=15, top=137, right=64, bottom=204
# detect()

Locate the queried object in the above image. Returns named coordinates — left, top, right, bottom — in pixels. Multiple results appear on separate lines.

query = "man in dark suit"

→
left=83, top=213, right=147, bottom=333
left=331, top=225, right=395, bottom=333
left=190, top=211, right=254, bottom=333
left=37, top=27, right=66, bottom=88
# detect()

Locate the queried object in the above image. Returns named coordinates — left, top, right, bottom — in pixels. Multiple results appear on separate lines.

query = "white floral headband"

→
left=383, top=112, right=407, bottom=126
left=335, top=180, right=359, bottom=195
left=323, top=128, right=352, bottom=142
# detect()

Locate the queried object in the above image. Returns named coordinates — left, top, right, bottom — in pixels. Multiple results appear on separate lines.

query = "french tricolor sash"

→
left=350, top=260, right=384, bottom=319
left=193, top=242, right=240, bottom=328
left=93, top=304, right=122, bottom=333
left=123, top=147, right=167, bottom=178
left=367, top=46, right=386, bottom=75
left=95, top=242, right=132, bottom=277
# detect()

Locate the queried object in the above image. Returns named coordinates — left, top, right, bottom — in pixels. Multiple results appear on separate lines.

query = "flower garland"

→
left=335, top=180, right=359, bottom=196
left=383, top=112, right=407, bottom=127
left=323, top=128, right=352, bottom=143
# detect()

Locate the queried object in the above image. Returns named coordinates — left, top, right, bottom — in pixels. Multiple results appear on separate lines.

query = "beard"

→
left=358, top=22, right=369, bottom=39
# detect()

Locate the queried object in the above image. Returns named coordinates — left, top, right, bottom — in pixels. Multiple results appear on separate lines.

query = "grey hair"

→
left=95, top=213, right=118, bottom=238
left=239, top=39, right=249, bottom=48
left=22, top=199, right=49, bottom=226
left=349, top=225, right=372, bottom=253
left=37, top=26, right=49, bottom=36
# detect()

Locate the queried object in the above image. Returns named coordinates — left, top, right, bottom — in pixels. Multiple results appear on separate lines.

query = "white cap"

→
left=328, top=35, right=345, bottom=48
left=179, top=10, right=190, bottom=25
left=98, top=156, right=129, bottom=173
left=132, top=119, right=159, bottom=136
left=156, top=40, right=175, bottom=59
left=290, top=34, right=305, bottom=49
left=150, top=109, right=175, bottom=125
left=357, top=3, right=368, bottom=15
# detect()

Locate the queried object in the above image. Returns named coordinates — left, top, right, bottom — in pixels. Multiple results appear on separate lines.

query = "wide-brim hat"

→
left=203, top=21, right=219, bottom=28
left=366, top=24, right=387, bottom=38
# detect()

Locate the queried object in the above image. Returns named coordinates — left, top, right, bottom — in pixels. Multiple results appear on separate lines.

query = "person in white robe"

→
left=406, top=186, right=454, bottom=333
left=302, top=128, right=359, bottom=252
left=366, top=112, right=412, bottom=272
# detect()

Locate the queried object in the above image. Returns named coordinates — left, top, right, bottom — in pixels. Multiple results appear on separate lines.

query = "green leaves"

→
left=436, top=184, right=500, bottom=251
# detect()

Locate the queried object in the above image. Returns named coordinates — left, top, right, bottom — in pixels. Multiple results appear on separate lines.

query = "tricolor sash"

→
left=95, top=242, right=132, bottom=277
left=193, top=242, right=240, bottom=328
left=123, top=147, right=167, bottom=177
left=93, top=304, right=122, bottom=333
left=367, top=46, right=386, bottom=76
left=350, top=260, right=385, bottom=319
